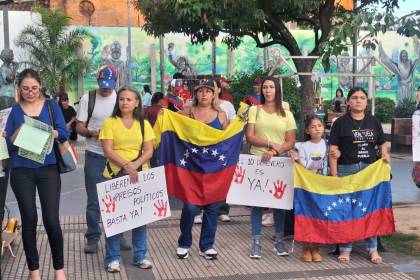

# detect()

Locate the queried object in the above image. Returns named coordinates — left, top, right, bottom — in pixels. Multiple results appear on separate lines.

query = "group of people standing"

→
left=1, top=64, right=391, bottom=279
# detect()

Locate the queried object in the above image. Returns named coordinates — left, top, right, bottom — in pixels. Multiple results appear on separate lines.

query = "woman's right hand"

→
left=288, top=150, right=299, bottom=162
left=10, top=127, right=21, bottom=143
left=261, top=151, right=273, bottom=163
left=329, top=148, right=341, bottom=159
left=128, top=169, right=139, bottom=184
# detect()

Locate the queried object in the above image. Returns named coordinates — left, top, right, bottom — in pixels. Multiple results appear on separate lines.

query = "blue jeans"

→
left=338, top=162, right=378, bottom=253
left=251, top=207, right=285, bottom=240
left=84, top=151, right=107, bottom=241
left=105, top=225, right=148, bottom=266
left=178, top=202, right=219, bottom=252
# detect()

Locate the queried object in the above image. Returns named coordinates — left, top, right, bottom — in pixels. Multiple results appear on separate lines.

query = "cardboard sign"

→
left=97, top=166, right=171, bottom=237
left=413, top=114, right=420, bottom=162
left=226, top=154, right=294, bottom=209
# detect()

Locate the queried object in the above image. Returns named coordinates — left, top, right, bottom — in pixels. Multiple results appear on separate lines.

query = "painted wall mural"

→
left=78, top=26, right=420, bottom=104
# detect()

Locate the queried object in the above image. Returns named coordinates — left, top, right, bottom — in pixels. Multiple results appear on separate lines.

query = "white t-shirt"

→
left=219, top=100, right=236, bottom=122
left=142, top=92, right=152, bottom=107
left=298, top=139, right=328, bottom=175
left=76, top=91, right=116, bottom=155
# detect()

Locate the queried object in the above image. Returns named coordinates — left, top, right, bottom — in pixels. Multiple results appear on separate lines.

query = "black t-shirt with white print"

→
left=329, top=113, right=385, bottom=165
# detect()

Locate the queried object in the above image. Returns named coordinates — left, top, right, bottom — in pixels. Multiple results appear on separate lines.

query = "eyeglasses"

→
left=21, top=86, right=40, bottom=93
left=61, top=98, right=69, bottom=101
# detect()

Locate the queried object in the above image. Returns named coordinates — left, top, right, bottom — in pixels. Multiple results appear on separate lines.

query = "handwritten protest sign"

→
left=414, top=114, right=420, bottom=162
left=226, top=154, right=294, bottom=209
left=0, top=108, right=11, bottom=132
left=0, top=137, right=9, bottom=160
left=97, top=166, right=171, bottom=237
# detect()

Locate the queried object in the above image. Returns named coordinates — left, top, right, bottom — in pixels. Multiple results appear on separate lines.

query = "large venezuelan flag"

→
left=154, top=109, right=246, bottom=206
left=294, top=160, right=395, bottom=244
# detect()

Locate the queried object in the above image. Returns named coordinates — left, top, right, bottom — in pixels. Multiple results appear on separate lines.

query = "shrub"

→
left=394, top=98, right=417, bottom=118
left=368, top=97, right=395, bottom=123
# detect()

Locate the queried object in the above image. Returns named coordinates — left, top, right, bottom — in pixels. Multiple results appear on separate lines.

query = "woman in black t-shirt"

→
left=59, top=93, right=77, bottom=141
left=329, top=87, right=390, bottom=265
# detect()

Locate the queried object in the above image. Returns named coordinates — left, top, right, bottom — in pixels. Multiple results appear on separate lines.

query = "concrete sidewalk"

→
left=2, top=206, right=420, bottom=280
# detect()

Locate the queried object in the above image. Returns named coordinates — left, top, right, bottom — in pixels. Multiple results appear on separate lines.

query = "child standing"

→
left=290, top=115, right=329, bottom=262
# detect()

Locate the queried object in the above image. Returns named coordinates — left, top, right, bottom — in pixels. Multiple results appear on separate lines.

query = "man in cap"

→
left=76, top=65, right=131, bottom=253
left=242, top=77, right=262, bottom=106
left=219, top=77, right=233, bottom=103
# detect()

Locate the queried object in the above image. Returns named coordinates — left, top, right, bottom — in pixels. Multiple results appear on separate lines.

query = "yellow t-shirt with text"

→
left=99, top=116, right=155, bottom=178
left=248, top=106, right=296, bottom=155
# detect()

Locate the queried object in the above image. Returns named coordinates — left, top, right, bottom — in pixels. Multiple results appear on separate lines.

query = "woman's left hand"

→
left=52, top=130, right=59, bottom=139
left=272, top=143, right=284, bottom=154
left=261, top=151, right=273, bottom=163
left=128, top=169, right=139, bottom=184
left=381, top=152, right=391, bottom=163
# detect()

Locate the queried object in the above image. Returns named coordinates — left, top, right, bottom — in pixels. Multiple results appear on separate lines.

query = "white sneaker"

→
left=262, top=213, right=274, bottom=227
left=199, top=248, right=218, bottom=260
left=176, top=247, right=190, bottom=259
left=107, top=260, right=120, bottom=273
left=219, top=214, right=231, bottom=222
left=137, top=259, right=153, bottom=269
left=194, top=215, right=202, bottom=224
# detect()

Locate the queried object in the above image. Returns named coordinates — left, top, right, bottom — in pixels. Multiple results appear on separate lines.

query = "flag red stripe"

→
left=294, top=208, right=396, bottom=244
left=165, top=163, right=235, bottom=206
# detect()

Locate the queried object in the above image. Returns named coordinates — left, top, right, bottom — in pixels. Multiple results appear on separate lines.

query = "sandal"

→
left=338, top=252, right=350, bottom=264
left=369, top=251, right=382, bottom=264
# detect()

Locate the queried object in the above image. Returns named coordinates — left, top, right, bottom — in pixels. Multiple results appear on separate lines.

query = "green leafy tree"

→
left=15, top=7, right=90, bottom=95
left=134, top=0, right=419, bottom=123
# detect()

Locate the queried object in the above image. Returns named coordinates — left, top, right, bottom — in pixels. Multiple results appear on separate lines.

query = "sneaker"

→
left=274, top=241, right=289, bottom=256
left=137, top=259, right=153, bottom=269
left=249, top=242, right=262, bottom=259
left=120, top=236, right=132, bottom=251
left=302, top=245, right=312, bottom=262
left=262, top=213, right=274, bottom=227
left=199, top=248, right=218, bottom=260
left=219, top=214, right=231, bottom=222
left=176, top=247, right=190, bottom=259
left=84, top=239, right=98, bottom=254
left=107, top=260, right=120, bottom=273
left=194, top=215, right=202, bottom=224
left=311, top=247, right=323, bottom=262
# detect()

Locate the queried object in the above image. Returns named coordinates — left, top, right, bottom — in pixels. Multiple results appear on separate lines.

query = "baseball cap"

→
left=253, top=77, right=262, bottom=85
left=97, top=65, right=117, bottom=89
left=194, top=79, right=215, bottom=92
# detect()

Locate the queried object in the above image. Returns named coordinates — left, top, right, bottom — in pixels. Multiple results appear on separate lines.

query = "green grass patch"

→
left=382, top=233, right=420, bottom=259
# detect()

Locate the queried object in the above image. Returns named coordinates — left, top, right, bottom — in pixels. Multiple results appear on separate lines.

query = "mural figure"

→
left=0, top=49, right=18, bottom=109
left=167, top=42, right=196, bottom=78
left=337, top=52, right=353, bottom=91
left=379, top=38, right=420, bottom=102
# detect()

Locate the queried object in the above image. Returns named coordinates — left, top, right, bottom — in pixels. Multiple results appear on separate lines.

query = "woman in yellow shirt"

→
left=246, top=77, right=296, bottom=259
left=99, top=86, right=155, bottom=273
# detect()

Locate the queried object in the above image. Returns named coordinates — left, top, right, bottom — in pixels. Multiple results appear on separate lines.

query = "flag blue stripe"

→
left=158, top=130, right=243, bottom=174
left=294, top=181, right=392, bottom=222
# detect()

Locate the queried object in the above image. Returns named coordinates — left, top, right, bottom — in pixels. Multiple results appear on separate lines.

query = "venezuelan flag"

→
left=294, top=160, right=395, bottom=244
left=154, top=109, right=246, bottom=206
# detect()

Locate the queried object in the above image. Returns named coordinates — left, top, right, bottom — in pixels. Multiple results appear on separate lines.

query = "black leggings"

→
left=11, top=165, right=64, bottom=271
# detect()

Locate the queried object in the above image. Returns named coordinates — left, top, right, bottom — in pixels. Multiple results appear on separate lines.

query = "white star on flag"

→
left=191, top=148, right=198, bottom=153
left=212, top=149, right=219, bottom=156
left=202, top=148, right=209, bottom=154
left=332, top=202, right=337, bottom=207
left=180, top=158, right=186, bottom=166
left=324, top=212, right=329, bottom=216
left=358, top=202, right=363, bottom=207
left=352, top=199, right=357, bottom=204
left=219, top=155, right=226, bottom=161
left=338, top=199, right=344, bottom=203
left=346, top=197, right=351, bottom=202
left=184, top=151, right=190, bottom=158
left=362, top=207, right=367, bottom=212
left=327, top=206, right=332, bottom=211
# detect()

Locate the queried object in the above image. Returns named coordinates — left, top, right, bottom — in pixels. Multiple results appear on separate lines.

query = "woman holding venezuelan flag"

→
left=329, top=87, right=390, bottom=265
left=246, top=77, right=296, bottom=259
left=175, top=79, right=228, bottom=260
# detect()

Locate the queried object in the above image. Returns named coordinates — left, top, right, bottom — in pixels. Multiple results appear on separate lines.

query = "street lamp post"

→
left=127, top=0, right=132, bottom=85
left=1, top=0, right=13, bottom=50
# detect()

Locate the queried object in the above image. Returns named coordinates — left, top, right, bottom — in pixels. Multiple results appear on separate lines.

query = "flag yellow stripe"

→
left=294, top=160, right=391, bottom=195
left=154, top=109, right=246, bottom=147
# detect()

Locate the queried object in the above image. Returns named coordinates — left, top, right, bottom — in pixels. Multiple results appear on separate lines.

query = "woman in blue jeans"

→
left=245, top=77, right=296, bottom=259
left=329, top=87, right=390, bottom=264
left=99, top=86, right=155, bottom=272
left=176, top=79, right=228, bottom=260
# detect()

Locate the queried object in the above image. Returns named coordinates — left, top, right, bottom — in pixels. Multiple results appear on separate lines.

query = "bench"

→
left=391, top=118, right=412, bottom=153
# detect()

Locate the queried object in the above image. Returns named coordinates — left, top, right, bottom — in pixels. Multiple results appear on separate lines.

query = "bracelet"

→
left=271, top=149, right=278, bottom=155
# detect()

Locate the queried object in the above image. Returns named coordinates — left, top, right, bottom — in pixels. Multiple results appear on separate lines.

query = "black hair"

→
left=111, top=86, right=143, bottom=122
left=260, top=77, right=285, bottom=117
left=17, top=68, right=41, bottom=86
left=143, top=85, right=151, bottom=93
left=173, top=72, right=184, bottom=79
left=347, top=86, right=368, bottom=99
left=417, top=86, right=420, bottom=91
left=303, top=114, right=324, bottom=141
left=335, top=88, right=344, bottom=97
left=151, top=92, right=164, bottom=105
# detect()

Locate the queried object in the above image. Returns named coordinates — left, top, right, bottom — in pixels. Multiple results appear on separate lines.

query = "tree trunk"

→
left=294, top=60, right=316, bottom=140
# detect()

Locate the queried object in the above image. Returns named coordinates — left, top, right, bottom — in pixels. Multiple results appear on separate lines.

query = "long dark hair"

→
left=335, top=88, right=344, bottom=97
left=151, top=92, right=164, bottom=105
left=111, top=86, right=144, bottom=122
left=16, top=68, right=42, bottom=103
left=260, top=77, right=285, bottom=117
left=303, top=114, right=324, bottom=141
